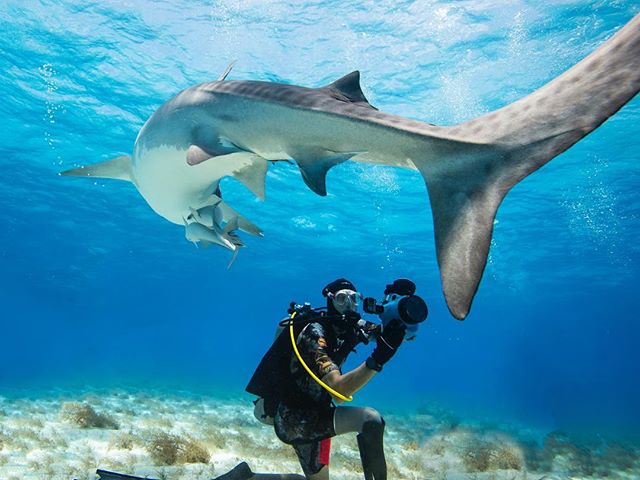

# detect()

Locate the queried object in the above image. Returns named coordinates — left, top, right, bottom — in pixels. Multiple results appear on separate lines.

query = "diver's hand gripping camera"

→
left=363, top=279, right=428, bottom=341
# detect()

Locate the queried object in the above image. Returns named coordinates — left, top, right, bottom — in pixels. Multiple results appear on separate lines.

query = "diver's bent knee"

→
left=361, top=407, right=384, bottom=425
left=361, top=407, right=384, bottom=431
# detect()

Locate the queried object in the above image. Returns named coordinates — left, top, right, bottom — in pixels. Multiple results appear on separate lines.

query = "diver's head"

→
left=322, top=278, right=361, bottom=315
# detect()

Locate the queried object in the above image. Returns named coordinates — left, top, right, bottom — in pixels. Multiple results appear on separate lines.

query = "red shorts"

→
left=292, top=437, right=332, bottom=476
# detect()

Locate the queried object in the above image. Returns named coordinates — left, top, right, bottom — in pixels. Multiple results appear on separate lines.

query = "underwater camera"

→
left=363, top=279, right=428, bottom=341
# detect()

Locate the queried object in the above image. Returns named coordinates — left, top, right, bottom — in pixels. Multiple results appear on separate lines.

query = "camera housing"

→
left=379, top=294, right=428, bottom=327
left=363, top=280, right=429, bottom=341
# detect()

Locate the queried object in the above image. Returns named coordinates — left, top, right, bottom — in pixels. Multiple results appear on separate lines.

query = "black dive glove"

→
left=366, top=319, right=406, bottom=372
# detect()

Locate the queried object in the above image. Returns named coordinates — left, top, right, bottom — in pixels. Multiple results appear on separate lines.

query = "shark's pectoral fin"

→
left=60, top=155, right=133, bottom=182
left=292, top=150, right=360, bottom=196
left=233, top=155, right=268, bottom=200
left=188, top=144, right=268, bottom=200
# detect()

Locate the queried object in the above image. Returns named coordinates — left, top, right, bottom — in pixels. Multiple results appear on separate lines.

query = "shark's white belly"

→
left=133, top=144, right=270, bottom=225
left=133, top=146, right=208, bottom=224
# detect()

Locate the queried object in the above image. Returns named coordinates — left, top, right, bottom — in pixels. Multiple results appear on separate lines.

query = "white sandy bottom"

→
left=0, top=390, right=638, bottom=480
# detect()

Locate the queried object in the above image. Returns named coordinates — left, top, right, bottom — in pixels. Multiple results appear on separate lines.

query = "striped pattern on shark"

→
left=61, top=14, right=640, bottom=319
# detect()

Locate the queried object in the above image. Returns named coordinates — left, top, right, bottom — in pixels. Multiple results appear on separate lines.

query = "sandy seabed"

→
left=0, top=389, right=638, bottom=480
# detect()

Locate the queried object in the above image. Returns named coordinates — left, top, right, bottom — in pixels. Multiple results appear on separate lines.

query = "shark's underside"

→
left=61, top=14, right=640, bottom=319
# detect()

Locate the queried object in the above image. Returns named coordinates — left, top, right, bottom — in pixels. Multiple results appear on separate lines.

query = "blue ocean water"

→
left=1, top=0, right=639, bottom=445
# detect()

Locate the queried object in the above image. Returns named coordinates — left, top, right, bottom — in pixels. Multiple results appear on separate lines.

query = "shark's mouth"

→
left=183, top=192, right=263, bottom=267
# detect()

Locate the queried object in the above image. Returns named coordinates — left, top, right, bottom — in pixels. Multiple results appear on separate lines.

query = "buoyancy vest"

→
left=246, top=307, right=361, bottom=418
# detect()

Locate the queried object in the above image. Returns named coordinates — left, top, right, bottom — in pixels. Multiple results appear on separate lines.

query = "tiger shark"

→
left=61, top=14, right=640, bottom=320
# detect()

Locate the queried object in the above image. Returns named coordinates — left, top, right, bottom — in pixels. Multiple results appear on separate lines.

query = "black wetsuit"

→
left=274, top=321, right=356, bottom=476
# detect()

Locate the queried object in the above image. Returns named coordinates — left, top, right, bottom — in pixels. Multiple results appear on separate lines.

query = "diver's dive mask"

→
left=329, top=289, right=362, bottom=314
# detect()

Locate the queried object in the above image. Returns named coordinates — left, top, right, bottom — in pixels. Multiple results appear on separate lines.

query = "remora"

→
left=61, top=14, right=640, bottom=320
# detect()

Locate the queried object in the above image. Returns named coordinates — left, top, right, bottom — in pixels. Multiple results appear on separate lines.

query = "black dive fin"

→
left=357, top=420, right=387, bottom=480
left=212, top=462, right=254, bottom=480
left=96, top=469, right=158, bottom=480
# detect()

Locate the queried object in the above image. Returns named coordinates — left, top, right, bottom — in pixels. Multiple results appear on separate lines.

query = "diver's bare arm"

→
left=322, top=363, right=376, bottom=404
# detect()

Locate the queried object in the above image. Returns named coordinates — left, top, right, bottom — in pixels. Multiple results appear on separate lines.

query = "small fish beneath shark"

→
left=61, top=14, right=640, bottom=320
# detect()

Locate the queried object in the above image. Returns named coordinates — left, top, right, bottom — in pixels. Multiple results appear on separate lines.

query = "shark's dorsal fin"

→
left=321, top=71, right=377, bottom=109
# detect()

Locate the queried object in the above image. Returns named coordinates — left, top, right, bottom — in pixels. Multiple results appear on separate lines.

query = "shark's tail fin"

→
left=414, top=14, right=640, bottom=320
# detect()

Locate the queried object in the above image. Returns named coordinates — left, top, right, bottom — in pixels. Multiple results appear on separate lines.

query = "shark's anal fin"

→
left=292, top=149, right=360, bottom=196
left=60, top=155, right=133, bottom=182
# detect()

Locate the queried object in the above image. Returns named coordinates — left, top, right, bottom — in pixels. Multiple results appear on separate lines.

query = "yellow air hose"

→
left=289, top=311, right=353, bottom=402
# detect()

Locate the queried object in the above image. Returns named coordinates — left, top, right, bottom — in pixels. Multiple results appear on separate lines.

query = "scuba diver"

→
left=214, top=277, right=428, bottom=480
left=95, top=278, right=427, bottom=480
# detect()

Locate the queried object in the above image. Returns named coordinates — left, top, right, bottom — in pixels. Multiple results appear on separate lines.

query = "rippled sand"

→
left=0, top=389, right=638, bottom=479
